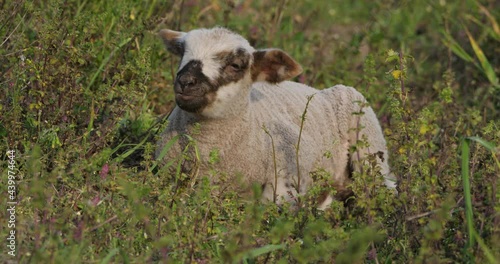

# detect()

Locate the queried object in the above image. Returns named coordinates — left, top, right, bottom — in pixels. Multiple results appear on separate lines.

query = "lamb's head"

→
left=159, top=27, right=303, bottom=118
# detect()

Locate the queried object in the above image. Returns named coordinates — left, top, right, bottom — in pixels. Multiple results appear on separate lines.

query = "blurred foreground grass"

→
left=1, top=0, right=499, bottom=263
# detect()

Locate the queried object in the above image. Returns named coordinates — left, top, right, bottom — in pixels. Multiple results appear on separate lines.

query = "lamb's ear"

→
left=158, top=29, right=187, bottom=57
left=251, top=49, right=303, bottom=83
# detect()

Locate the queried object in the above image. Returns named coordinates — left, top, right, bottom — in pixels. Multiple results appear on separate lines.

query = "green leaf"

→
left=100, top=248, right=119, bottom=264
left=385, top=49, right=400, bottom=62
left=440, top=30, right=475, bottom=63
left=151, top=134, right=180, bottom=173
left=461, top=136, right=499, bottom=260
left=87, top=37, right=132, bottom=91
left=476, top=2, right=500, bottom=40
left=465, top=28, right=499, bottom=86
left=466, top=136, right=497, bottom=151
left=0, top=122, right=6, bottom=138
left=472, top=229, right=498, bottom=264
left=113, top=135, right=149, bottom=163
left=240, top=244, right=285, bottom=261
left=460, top=138, right=475, bottom=253
left=466, top=136, right=500, bottom=169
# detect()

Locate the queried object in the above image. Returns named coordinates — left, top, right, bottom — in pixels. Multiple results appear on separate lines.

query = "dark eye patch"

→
left=228, top=61, right=243, bottom=71
left=211, top=48, right=250, bottom=87
left=214, top=48, right=249, bottom=71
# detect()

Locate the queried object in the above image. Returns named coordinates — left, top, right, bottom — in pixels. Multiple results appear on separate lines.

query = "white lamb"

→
left=155, top=27, right=396, bottom=209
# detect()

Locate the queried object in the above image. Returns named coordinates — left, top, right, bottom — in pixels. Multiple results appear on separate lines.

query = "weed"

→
left=0, top=0, right=498, bottom=263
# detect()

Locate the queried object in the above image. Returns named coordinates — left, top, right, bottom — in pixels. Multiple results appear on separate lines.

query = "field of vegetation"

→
left=1, top=0, right=499, bottom=263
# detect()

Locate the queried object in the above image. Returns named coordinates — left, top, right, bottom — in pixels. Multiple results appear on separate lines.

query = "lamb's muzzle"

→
left=156, top=26, right=397, bottom=209
left=174, top=60, right=213, bottom=113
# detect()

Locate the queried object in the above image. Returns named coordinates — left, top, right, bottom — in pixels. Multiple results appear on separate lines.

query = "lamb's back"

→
left=250, top=82, right=357, bottom=184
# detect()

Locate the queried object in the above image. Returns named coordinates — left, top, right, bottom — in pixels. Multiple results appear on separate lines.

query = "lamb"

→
left=155, top=27, right=397, bottom=209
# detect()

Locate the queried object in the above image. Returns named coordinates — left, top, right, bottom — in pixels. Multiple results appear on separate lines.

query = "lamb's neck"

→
left=199, top=105, right=252, bottom=131
left=193, top=95, right=255, bottom=137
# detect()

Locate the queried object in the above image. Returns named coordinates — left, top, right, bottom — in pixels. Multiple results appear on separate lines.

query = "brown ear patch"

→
left=159, top=29, right=186, bottom=56
left=251, top=49, right=303, bottom=83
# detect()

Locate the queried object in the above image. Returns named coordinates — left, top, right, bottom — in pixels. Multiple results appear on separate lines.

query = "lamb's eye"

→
left=229, top=63, right=242, bottom=71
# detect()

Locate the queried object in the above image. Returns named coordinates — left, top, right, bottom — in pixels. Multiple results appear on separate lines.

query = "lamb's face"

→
left=160, top=27, right=303, bottom=118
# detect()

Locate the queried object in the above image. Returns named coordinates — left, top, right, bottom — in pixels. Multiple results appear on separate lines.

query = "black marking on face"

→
left=173, top=48, right=251, bottom=114
left=174, top=60, right=214, bottom=113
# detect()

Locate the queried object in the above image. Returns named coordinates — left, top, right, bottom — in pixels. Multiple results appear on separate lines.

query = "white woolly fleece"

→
left=156, top=81, right=397, bottom=208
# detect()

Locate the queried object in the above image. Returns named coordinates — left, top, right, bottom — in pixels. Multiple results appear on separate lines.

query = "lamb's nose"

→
left=177, top=74, right=197, bottom=90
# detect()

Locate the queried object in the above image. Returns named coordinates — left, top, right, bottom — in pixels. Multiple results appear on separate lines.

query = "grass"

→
left=1, top=0, right=499, bottom=263
left=461, top=136, right=499, bottom=263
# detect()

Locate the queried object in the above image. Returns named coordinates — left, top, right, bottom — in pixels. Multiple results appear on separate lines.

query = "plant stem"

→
left=295, top=95, right=314, bottom=199
left=263, top=125, right=278, bottom=203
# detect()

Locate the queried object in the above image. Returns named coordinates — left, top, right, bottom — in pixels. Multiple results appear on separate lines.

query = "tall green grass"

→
left=0, top=0, right=499, bottom=262
left=461, top=136, right=499, bottom=263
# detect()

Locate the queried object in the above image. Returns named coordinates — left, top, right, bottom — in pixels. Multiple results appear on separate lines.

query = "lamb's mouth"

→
left=175, top=93, right=208, bottom=113
left=175, top=93, right=199, bottom=101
